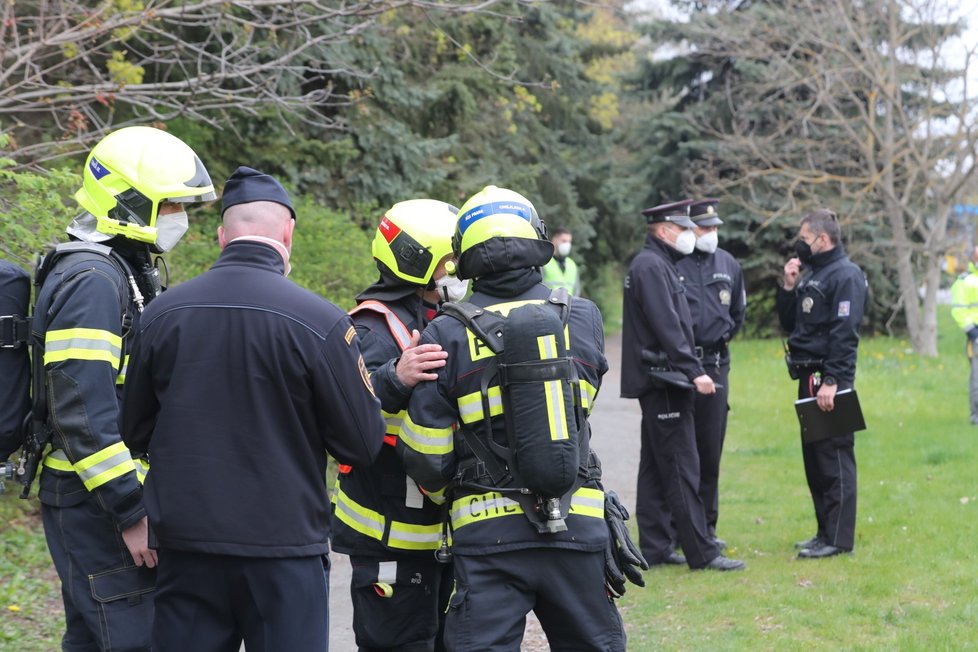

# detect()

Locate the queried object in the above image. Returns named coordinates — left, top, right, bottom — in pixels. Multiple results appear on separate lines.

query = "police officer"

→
left=332, top=199, right=461, bottom=652
left=0, top=259, right=29, bottom=463
left=31, top=126, right=214, bottom=651
left=399, top=186, right=628, bottom=651
left=541, top=227, right=581, bottom=295
left=950, top=246, right=978, bottom=425
left=777, top=208, right=867, bottom=559
left=121, top=167, right=386, bottom=649
left=621, top=199, right=744, bottom=571
left=676, top=199, right=745, bottom=546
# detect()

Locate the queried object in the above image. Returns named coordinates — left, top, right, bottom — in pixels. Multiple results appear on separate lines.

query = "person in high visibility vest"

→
left=541, top=227, right=581, bottom=295
left=332, top=199, right=463, bottom=651
left=951, top=246, right=978, bottom=425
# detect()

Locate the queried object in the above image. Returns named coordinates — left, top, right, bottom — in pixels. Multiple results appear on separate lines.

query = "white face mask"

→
left=671, top=228, right=697, bottom=255
left=556, top=241, right=572, bottom=258
left=435, top=274, right=469, bottom=303
left=155, top=210, right=189, bottom=252
left=695, top=230, right=719, bottom=254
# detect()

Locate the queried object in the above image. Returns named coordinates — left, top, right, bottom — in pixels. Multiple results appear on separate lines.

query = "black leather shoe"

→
left=798, top=544, right=852, bottom=559
left=648, top=551, right=687, bottom=566
left=703, top=555, right=745, bottom=571
left=794, top=535, right=823, bottom=550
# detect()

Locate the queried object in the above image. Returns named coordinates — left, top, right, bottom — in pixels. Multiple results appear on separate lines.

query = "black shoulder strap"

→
left=438, top=301, right=506, bottom=354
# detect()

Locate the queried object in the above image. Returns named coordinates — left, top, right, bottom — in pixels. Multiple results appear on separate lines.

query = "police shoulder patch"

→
left=344, top=324, right=356, bottom=346
left=838, top=301, right=851, bottom=317
left=358, top=354, right=375, bottom=396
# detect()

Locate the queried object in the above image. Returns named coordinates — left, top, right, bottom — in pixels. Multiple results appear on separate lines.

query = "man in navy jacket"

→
left=122, top=167, right=385, bottom=650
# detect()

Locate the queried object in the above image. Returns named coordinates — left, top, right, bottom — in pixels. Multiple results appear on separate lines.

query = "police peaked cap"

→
left=221, top=166, right=296, bottom=220
left=641, top=199, right=696, bottom=228
left=688, top=199, right=723, bottom=226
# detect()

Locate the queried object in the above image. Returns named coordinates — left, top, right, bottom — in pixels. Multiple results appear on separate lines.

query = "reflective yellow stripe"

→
left=44, top=328, right=122, bottom=367
left=568, top=487, right=605, bottom=518
left=74, top=442, right=135, bottom=490
left=399, top=414, right=453, bottom=455
left=43, top=445, right=144, bottom=490
left=537, top=334, right=568, bottom=441
left=387, top=521, right=443, bottom=551
left=451, top=487, right=605, bottom=530
left=580, top=380, right=598, bottom=413
left=383, top=409, right=405, bottom=435
left=42, top=449, right=74, bottom=471
left=116, top=354, right=130, bottom=385
left=333, top=487, right=385, bottom=540
left=422, top=484, right=448, bottom=506
left=457, top=387, right=503, bottom=424
left=133, top=458, right=149, bottom=485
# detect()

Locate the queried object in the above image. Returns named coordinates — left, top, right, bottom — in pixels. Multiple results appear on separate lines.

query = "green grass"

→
left=621, top=305, right=978, bottom=651
left=2, top=307, right=975, bottom=650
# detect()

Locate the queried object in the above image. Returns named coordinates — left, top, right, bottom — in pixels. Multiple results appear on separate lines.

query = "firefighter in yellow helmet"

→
left=332, top=198, right=463, bottom=651
left=951, top=245, right=978, bottom=424
left=33, top=126, right=213, bottom=651
left=398, top=186, right=642, bottom=651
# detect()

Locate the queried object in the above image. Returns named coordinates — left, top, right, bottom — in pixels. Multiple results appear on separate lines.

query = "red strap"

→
left=338, top=464, right=352, bottom=474
left=348, top=301, right=413, bottom=352
left=384, top=435, right=397, bottom=447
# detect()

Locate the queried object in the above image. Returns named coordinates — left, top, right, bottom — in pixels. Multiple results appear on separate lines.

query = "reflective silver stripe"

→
left=457, top=391, right=503, bottom=423
left=45, top=337, right=122, bottom=360
left=334, top=493, right=385, bottom=540
left=387, top=526, right=442, bottom=544
left=451, top=494, right=521, bottom=524
left=47, top=449, right=69, bottom=462
left=384, top=411, right=404, bottom=432
left=399, top=418, right=453, bottom=454
left=571, top=493, right=604, bottom=512
left=75, top=449, right=133, bottom=485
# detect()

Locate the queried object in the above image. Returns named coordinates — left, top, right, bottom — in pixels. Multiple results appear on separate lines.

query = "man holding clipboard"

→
left=776, top=209, right=868, bottom=559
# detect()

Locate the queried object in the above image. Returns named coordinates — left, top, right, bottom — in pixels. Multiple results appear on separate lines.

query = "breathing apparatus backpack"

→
left=440, top=287, right=590, bottom=535
left=0, top=242, right=137, bottom=498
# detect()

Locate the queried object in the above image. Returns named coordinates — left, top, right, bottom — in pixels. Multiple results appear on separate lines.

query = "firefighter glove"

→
left=603, top=490, right=648, bottom=598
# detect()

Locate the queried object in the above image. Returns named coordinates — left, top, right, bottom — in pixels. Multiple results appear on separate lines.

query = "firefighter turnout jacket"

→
left=331, top=293, right=444, bottom=556
left=776, top=245, right=867, bottom=385
left=121, top=241, right=385, bottom=556
left=399, top=273, right=608, bottom=555
left=951, top=262, right=978, bottom=335
left=621, top=234, right=706, bottom=398
left=34, top=244, right=148, bottom=529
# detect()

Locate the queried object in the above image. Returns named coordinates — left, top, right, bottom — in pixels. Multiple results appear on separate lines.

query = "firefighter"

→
left=33, top=126, right=215, bottom=651
left=620, top=199, right=745, bottom=571
left=121, top=167, right=386, bottom=649
left=399, top=185, right=629, bottom=651
left=675, top=199, right=746, bottom=547
left=331, top=199, right=462, bottom=652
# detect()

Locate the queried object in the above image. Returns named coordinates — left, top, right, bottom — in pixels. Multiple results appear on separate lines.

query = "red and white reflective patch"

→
left=378, top=216, right=401, bottom=243
left=838, top=301, right=850, bottom=317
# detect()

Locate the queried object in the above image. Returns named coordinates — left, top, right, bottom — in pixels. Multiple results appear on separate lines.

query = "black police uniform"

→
left=676, top=247, right=745, bottom=536
left=332, top=290, right=451, bottom=652
left=31, top=242, right=155, bottom=652
left=121, top=240, right=386, bottom=650
left=776, top=244, right=866, bottom=551
left=400, top=269, right=625, bottom=652
left=621, top=233, right=721, bottom=569
left=0, top=259, right=30, bottom=461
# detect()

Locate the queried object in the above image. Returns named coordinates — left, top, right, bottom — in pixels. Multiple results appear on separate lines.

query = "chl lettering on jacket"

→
left=466, top=494, right=519, bottom=518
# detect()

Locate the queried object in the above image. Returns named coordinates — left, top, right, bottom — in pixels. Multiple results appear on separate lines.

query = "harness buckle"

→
left=0, top=315, right=31, bottom=349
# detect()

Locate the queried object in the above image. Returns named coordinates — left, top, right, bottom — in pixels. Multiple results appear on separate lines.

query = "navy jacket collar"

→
left=212, top=240, right=286, bottom=275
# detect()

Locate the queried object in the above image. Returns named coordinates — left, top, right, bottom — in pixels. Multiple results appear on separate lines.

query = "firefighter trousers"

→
left=443, top=548, right=624, bottom=652
left=42, top=496, right=155, bottom=652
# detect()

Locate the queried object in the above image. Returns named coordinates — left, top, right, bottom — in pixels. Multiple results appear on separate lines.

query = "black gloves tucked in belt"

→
left=603, top=490, right=648, bottom=598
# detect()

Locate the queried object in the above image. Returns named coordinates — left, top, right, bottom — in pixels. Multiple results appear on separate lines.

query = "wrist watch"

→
left=821, top=375, right=837, bottom=386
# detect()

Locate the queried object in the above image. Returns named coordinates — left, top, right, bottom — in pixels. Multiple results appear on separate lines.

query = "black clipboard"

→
left=794, top=388, right=866, bottom=443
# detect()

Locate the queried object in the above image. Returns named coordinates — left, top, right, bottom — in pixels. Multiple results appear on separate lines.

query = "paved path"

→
left=325, top=332, right=642, bottom=650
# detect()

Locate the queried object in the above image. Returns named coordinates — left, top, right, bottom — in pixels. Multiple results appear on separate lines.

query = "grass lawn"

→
left=2, top=307, right=975, bottom=650
left=621, top=305, right=978, bottom=651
